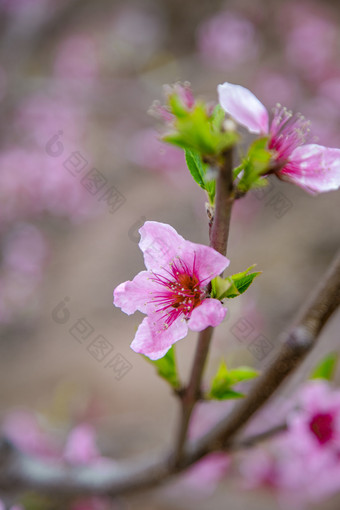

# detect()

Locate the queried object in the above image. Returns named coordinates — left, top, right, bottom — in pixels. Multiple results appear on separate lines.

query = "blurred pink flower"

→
left=64, top=424, right=99, bottom=465
left=287, top=380, right=340, bottom=451
left=319, top=77, right=340, bottom=110
left=300, top=96, right=340, bottom=147
left=0, top=149, right=95, bottom=228
left=2, top=413, right=112, bottom=509
left=114, top=221, right=229, bottom=359
left=0, top=0, right=51, bottom=15
left=0, top=223, right=49, bottom=323
left=182, top=453, right=230, bottom=494
left=2, top=223, right=48, bottom=277
left=0, top=501, right=24, bottom=510
left=53, top=34, right=99, bottom=89
left=197, top=11, right=259, bottom=69
left=3, top=410, right=58, bottom=458
left=218, top=81, right=340, bottom=194
left=129, top=128, right=186, bottom=174
left=253, top=70, right=299, bottom=109
left=280, top=4, right=337, bottom=83
left=241, top=380, right=340, bottom=506
left=14, top=93, right=85, bottom=149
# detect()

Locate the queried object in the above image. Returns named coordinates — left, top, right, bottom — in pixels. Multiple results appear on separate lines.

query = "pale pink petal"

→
left=187, top=299, right=226, bottom=331
left=64, top=424, right=99, bottom=465
left=218, top=82, right=269, bottom=134
left=139, top=221, right=186, bottom=271
left=182, top=241, right=229, bottom=284
left=113, top=271, right=157, bottom=315
left=130, top=315, right=188, bottom=360
left=182, top=452, right=230, bottom=493
left=282, top=144, right=340, bottom=193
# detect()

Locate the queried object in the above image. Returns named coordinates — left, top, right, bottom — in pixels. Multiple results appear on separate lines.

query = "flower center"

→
left=309, top=412, right=334, bottom=445
left=269, top=104, right=311, bottom=164
left=150, top=257, right=204, bottom=328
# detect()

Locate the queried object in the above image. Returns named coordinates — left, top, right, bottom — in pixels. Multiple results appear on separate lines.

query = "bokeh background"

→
left=0, top=0, right=340, bottom=508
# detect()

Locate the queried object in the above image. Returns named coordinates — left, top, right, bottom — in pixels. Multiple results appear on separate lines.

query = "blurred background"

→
left=0, top=0, right=340, bottom=508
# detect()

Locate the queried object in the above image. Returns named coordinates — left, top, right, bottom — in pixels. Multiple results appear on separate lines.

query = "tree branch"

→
left=0, top=234, right=338, bottom=499
left=173, top=148, right=234, bottom=464
left=184, top=248, right=340, bottom=464
left=228, top=423, right=287, bottom=451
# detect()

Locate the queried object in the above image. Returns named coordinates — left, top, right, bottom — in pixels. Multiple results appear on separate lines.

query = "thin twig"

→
left=173, top=148, right=234, bottom=464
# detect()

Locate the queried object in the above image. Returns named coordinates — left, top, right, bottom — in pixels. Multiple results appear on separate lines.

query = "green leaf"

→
left=226, top=366, right=259, bottom=385
left=211, top=275, right=232, bottom=299
left=212, top=388, right=245, bottom=400
left=211, top=266, right=261, bottom=300
left=232, top=272, right=261, bottom=296
left=210, top=104, right=225, bottom=132
left=185, top=149, right=206, bottom=189
left=236, top=137, right=271, bottom=193
left=145, top=346, right=180, bottom=389
left=184, top=149, right=216, bottom=204
left=209, top=360, right=259, bottom=400
left=163, top=100, right=239, bottom=157
left=204, top=177, right=216, bottom=205
left=310, top=353, right=338, bottom=381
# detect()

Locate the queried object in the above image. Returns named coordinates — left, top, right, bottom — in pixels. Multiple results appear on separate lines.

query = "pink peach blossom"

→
left=240, top=380, right=340, bottom=507
left=114, top=221, right=229, bottom=359
left=218, top=81, right=340, bottom=194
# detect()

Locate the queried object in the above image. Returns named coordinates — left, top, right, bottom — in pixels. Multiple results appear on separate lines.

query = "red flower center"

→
left=150, top=257, right=204, bottom=328
left=309, top=412, right=334, bottom=445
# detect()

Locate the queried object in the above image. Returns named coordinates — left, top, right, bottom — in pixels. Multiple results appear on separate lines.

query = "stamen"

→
left=147, top=255, right=204, bottom=328
left=269, top=104, right=311, bottom=163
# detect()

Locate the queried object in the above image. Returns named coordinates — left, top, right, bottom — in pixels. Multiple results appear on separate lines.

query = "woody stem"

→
left=173, top=148, right=234, bottom=466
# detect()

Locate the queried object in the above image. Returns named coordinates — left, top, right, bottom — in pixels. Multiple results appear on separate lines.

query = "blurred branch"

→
left=228, top=423, right=287, bottom=451
left=184, top=248, right=340, bottom=464
left=0, top=208, right=339, bottom=502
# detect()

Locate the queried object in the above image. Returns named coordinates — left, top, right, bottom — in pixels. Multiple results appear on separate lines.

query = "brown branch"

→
left=173, top=148, right=234, bottom=464
left=228, top=423, right=287, bottom=451
left=209, top=149, right=234, bottom=256
left=0, top=238, right=338, bottom=499
left=183, top=248, right=340, bottom=464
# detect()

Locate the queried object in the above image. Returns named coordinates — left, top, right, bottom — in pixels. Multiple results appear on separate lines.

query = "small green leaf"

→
left=310, top=353, right=338, bottom=381
left=212, top=388, right=245, bottom=400
left=211, top=275, right=233, bottom=299
left=209, top=360, right=258, bottom=400
left=184, top=149, right=216, bottom=204
left=232, top=272, right=261, bottom=296
left=210, top=104, right=225, bottom=132
left=236, top=137, right=271, bottom=193
left=163, top=99, right=239, bottom=157
left=227, top=366, right=259, bottom=385
left=145, top=346, right=180, bottom=389
left=185, top=149, right=206, bottom=189
left=211, top=266, right=261, bottom=300
left=204, top=177, right=216, bottom=205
